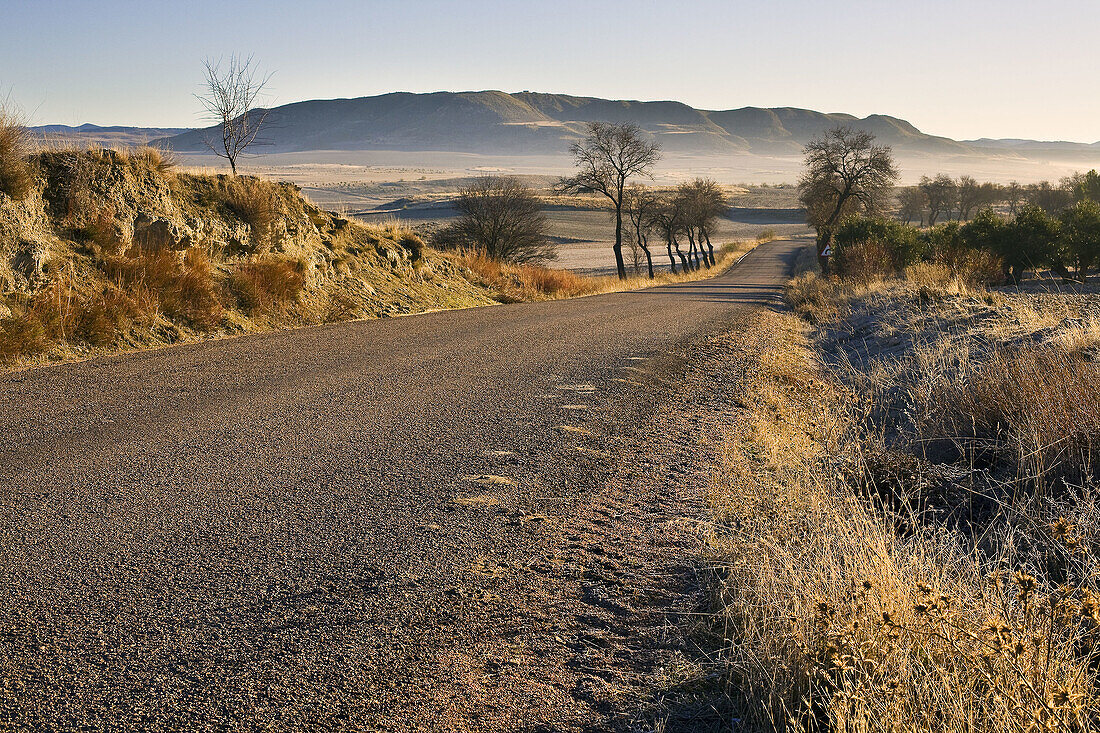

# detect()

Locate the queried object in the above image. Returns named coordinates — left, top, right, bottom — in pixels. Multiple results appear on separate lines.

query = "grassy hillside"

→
left=0, top=146, right=504, bottom=369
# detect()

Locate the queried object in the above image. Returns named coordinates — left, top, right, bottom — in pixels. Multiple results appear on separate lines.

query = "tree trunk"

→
left=613, top=204, right=626, bottom=280
left=686, top=228, right=699, bottom=270
left=639, top=234, right=654, bottom=279
left=701, top=227, right=715, bottom=267
left=666, top=237, right=678, bottom=274
left=673, top=236, right=689, bottom=271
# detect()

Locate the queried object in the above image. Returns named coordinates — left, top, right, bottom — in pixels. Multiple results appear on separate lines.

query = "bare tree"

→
left=625, top=184, right=659, bottom=278
left=919, top=174, right=958, bottom=226
left=557, top=122, right=661, bottom=279
left=956, top=175, right=983, bottom=220
left=798, top=126, right=898, bottom=256
left=433, top=176, right=554, bottom=263
left=1005, top=181, right=1024, bottom=215
left=1026, top=180, right=1075, bottom=214
left=677, top=178, right=726, bottom=268
left=897, top=186, right=927, bottom=225
left=197, top=55, right=272, bottom=175
left=650, top=194, right=688, bottom=273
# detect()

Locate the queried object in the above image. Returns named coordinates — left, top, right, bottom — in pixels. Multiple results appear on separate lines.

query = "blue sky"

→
left=3, top=0, right=1098, bottom=142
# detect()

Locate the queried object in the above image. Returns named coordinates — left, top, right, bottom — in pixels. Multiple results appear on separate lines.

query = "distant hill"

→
left=31, top=123, right=190, bottom=148
left=156, top=91, right=983, bottom=156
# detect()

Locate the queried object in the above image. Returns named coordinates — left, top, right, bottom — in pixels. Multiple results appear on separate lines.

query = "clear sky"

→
left=2, top=0, right=1098, bottom=142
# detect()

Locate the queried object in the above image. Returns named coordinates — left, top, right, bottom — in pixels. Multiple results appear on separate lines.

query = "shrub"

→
left=0, top=107, right=35, bottom=200
left=102, top=248, right=222, bottom=329
left=132, top=145, right=178, bottom=174
left=434, top=176, right=555, bottom=264
left=835, top=216, right=926, bottom=271
left=0, top=313, right=46, bottom=361
left=832, top=238, right=895, bottom=284
left=228, top=258, right=305, bottom=315
left=223, top=177, right=277, bottom=250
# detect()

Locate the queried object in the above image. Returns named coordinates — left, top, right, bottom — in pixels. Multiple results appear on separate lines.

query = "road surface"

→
left=0, top=239, right=802, bottom=731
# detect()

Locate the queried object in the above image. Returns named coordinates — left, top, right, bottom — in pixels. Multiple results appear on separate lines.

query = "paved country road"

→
left=0, top=239, right=803, bottom=731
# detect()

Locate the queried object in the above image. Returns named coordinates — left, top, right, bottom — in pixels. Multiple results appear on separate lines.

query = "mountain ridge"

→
left=155, top=90, right=981, bottom=156
left=33, top=92, right=1100, bottom=160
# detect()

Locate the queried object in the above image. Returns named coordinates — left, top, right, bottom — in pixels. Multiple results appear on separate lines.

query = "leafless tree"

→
left=650, top=194, right=688, bottom=273
left=798, top=126, right=898, bottom=256
left=1026, top=180, right=1075, bottom=214
left=919, top=174, right=958, bottom=226
left=197, top=55, right=272, bottom=175
left=956, top=175, right=983, bottom=220
left=1004, top=181, right=1024, bottom=215
left=625, top=184, right=659, bottom=278
left=677, top=178, right=726, bottom=268
left=557, top=122, right=661, bottom=279
left=897, top=186, right=927, bottom=226
left=433, top=176, right=554, bottom=263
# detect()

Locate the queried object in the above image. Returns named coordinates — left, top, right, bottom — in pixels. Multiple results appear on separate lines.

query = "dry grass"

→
left=131, top=145, right=178, bottom=174
left=222, top=177, right=277, bottom=250
left=910, top=342, right=1100, bottom=489
left=453, top=249, right=600, bottom=302
left=102, top=248, right=223, bottom=329
left=0, top=107, right=35, bottom=200
left=1, top=247, right=225, bottom=360
left=704, top=310, right=1100, bottom=731
left=228, top=258, right=305, bottom=315
left=0, top=313, right=47, bottom=362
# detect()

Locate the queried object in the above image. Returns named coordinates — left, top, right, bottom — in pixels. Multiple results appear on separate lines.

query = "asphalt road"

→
left=0, top=239, right=802, bottom=731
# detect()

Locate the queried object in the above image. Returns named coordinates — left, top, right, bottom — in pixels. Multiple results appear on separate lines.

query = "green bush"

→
left=834, top=216, right=926, bottom=274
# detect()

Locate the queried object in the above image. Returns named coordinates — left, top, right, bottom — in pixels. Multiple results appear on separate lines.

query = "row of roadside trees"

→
left=436, top=121, right=731, bottom=280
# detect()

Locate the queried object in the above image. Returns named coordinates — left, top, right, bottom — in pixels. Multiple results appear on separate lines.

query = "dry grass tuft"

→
left=222, top=177, right=277, bottom=250
left=0, top=313, right=47, bottom=362
left=913, top=343, right=1100, bottom=487
left=131, top=145, right=178, bottom=174
left=228, top=258, right=305, bottom=315
left=102, top=248, right=223, bottom=329
left=785, top=272, right=851, bottom=323
left=0, top=107, right=35, bottom=200
left=453, top=249, right=601, bottom=302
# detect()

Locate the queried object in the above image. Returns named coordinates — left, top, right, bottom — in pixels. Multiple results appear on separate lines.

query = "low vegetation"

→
left=0, top=141, right=512, bottom=368
left=0, top=107, right=35, bottom=200
left=831, top=204, right=1100, bottom=285
left=694, top=243, right=1100, bottom=729
left=899, top=170, right=1100, bottom=226
left=432, top=176, right=554, bottom=264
